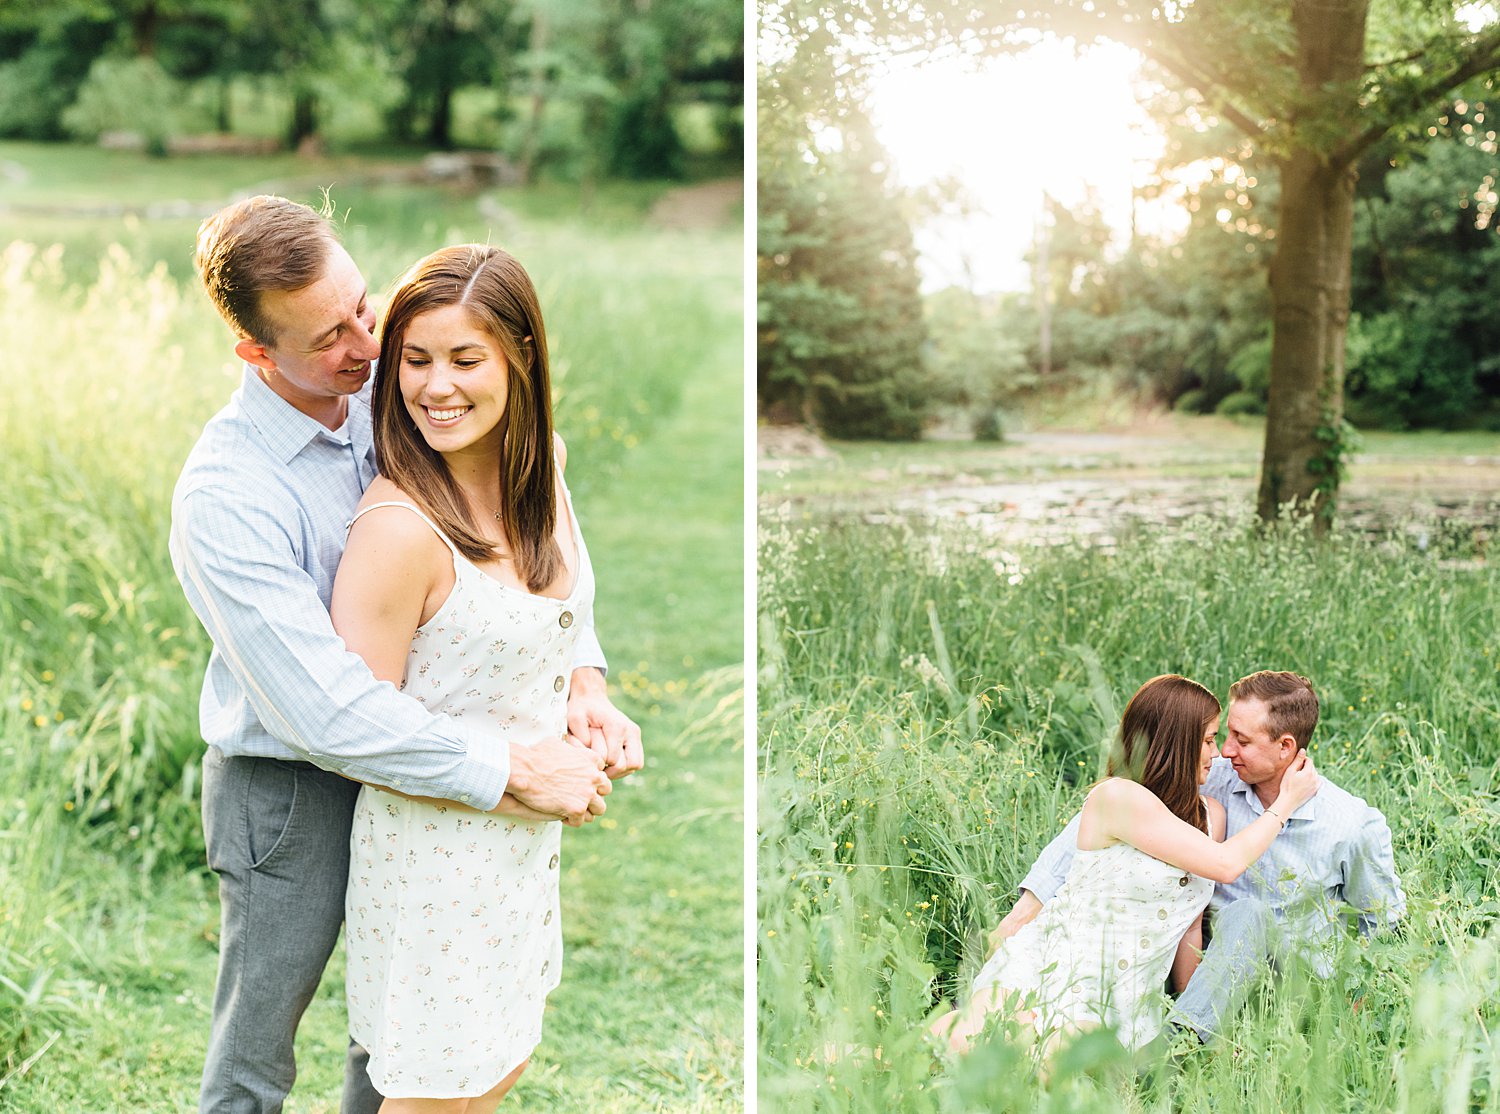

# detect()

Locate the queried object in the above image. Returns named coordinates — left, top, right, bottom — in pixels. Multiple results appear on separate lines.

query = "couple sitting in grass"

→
left=931, top=671, right=1404, bottom=1059
left=171, top=196, right=643, bottom=1113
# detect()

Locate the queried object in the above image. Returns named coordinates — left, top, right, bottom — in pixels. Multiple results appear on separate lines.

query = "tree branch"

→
left=1331, top=27, right=1500, bottom=168
left=1135, top=43, right=1268, bottom=138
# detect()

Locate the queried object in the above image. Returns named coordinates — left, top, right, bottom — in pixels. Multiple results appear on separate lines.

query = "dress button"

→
left=1179, top=875, right=1190, bottom=887
left=559, top=611, right=573, bottom=629
left=1118, top=958, right=1129, bottom=971
left=544, top=909, right=553, bottom=925
left=548, top=854, right=559, bottom=869
left=553, top=675, right=565, bottom=692
left=1157, top=909, right=1168, bottom=921
left=1141, top=936, right=1152, bottom=949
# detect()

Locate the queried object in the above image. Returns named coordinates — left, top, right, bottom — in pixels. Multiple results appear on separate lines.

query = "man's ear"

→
left=235, top=336, right=277, bottom=373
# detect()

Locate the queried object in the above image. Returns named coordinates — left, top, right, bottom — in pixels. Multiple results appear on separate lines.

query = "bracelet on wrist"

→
left=1265, top=806, right=1285, bottom=827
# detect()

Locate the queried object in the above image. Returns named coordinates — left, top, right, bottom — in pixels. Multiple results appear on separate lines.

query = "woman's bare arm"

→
left=1085, top=758, right=1317, bottom=884
left=331, top=491, right=556, bottom=823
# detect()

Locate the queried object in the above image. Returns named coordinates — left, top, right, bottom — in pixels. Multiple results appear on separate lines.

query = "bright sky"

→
left=868, top=39, right=1183, bottom=293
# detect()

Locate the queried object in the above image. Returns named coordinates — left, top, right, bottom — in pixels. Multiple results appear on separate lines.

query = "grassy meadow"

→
left=758, top=506, right=1500, bottom=1112
left=0, top=143, right=743, bottom=1110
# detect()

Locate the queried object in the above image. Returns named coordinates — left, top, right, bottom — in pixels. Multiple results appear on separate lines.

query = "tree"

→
left=792, top=0, right=1500, bottom=525
left=758, top=13, right=930, bottom=438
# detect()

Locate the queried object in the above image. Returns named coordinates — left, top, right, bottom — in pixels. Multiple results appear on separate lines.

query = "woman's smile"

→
left=423, top=404, right=472, bottom=424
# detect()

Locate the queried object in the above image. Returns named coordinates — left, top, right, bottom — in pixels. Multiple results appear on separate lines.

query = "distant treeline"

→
left=760, top=52, right=1500, bottom=439
left=0, top=0, right=742, bottom=179
left=924, top=121, right=1500, bottom=436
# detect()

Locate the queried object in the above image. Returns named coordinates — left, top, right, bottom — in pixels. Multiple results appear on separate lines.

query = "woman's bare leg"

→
left=1170, top=913, right=1206, bottom=995
left=468, top=1059, right=528, bottom=1114
left=377, top=1061, right=526, bottom=1114
left=928, top=986, right=1034, bottom=1055
left=379, top=1098, right=468, bottom=1114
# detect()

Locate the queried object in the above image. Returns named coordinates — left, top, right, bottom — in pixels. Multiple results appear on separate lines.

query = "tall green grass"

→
left=0, top=190, right=741, bottom=1106
left=759, top=513, right=1500, bottom=1111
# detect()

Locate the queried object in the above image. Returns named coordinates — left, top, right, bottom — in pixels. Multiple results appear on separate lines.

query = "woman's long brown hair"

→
left=372, top=244, right=562, bottom=594
left=1107, top=675, right=1221, bottom=833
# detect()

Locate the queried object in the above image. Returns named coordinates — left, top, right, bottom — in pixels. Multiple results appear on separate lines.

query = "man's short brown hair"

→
left=1230, top=670, right=1319, bottom=750
left=193, top=195, right=339, bottom=345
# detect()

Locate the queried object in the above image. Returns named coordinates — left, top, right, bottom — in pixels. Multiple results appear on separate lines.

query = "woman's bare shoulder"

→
left=346, top=479, right=445, bottom=562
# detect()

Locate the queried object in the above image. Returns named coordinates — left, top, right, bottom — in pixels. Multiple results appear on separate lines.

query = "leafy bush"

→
left=60, top=56, right=186, bottom=151
left=1216, top=390, right=1265, bottom=416
left=1174, top=387, right=1209, bottom=413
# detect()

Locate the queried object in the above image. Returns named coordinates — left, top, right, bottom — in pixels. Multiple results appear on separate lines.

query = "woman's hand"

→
left=1274, top=752, right=1320, bottom=812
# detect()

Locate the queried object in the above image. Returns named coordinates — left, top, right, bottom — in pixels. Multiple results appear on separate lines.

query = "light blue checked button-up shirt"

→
left=169, top=366, right=606, bottom=810
left=1018, top=757, right=1405, bottom=975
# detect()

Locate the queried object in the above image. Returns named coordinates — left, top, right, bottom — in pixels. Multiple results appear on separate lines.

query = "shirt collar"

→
left=239, top=364, right=373, bottom=464
left=1222, top=759, right=1320, bottom=822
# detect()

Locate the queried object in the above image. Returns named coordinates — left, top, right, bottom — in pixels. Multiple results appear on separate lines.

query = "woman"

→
left=930, top=674, right=1319, bottom=1055
left=331, top=244, right=592, bottom=1111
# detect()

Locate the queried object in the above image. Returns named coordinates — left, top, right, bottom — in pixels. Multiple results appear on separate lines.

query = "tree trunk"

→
left=1255, top=0, right=1368, bottom=529
left=289, top=93, right=319, bottom=149
left=519, top=7, right=552, bottom=186
left=427, top=83, right=454, bottom=149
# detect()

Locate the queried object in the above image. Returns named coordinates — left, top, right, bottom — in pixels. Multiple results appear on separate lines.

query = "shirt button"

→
left=548, top=853, right=559, bottom=869
left=559, top=611, right=573, bottom=629
left=553, top=675, right=565, bottom=692
left=460, top=795, right=469, bottom=803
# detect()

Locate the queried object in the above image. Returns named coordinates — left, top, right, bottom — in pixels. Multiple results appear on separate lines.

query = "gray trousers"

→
left=1173, top=897, right=1280, bottom=1042
left=199, top=749, right=384, bottom=1114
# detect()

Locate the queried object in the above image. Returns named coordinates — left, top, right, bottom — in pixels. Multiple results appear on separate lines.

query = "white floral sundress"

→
left=344, top=493, right=592, bottom=1097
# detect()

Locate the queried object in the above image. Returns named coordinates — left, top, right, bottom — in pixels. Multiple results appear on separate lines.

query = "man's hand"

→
left=566, top=666, right=644, bottom=780
left=985, top=890, right=1043, bottom=960
left=504, top=734, right=611, bottom=827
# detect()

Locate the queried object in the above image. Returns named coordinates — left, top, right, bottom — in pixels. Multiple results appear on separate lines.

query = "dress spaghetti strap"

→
left=347, top=500, right=461, bottom=557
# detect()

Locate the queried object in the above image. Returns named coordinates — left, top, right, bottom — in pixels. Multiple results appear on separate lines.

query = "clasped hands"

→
left=499, top=667, right=644, bottom=827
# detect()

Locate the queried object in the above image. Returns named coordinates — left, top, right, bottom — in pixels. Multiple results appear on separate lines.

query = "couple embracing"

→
left=171, top=195, right=641, bottom=1112
left=933, top=670, right=1405, bottom=1059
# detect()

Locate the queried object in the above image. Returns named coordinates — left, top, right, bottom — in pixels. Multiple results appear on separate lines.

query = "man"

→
left=990, top=670, right=1403, bottom=1044
left=170, top=194, right=643, bottom=1114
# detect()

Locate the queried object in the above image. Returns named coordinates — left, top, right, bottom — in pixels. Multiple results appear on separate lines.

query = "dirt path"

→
left=648, top=179, right=741, bottom=230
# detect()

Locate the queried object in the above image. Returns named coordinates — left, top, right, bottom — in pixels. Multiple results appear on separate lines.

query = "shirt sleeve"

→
left=1018, top=811, right=1082, bottom=904
left=1343, top=805, right=1406, bottom=935
left=569, top=614, right=607, bottom=675
left=171, top=484, right=509, bottom=809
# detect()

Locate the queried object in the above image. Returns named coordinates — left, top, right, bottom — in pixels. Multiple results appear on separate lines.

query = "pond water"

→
left=760, top=428, right=1499, bottom=560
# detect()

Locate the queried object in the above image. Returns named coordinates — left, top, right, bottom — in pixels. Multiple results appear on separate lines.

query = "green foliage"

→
left=1174, top=387, right=1209, bottom=414
left=1345, top=125, right=1500, bottom=429
left=0, top=17, right=114, bottom=140
left=758, top=28, right=930, bottom=440
left=60, top=56, right=186, bottom=149
left=1216, top=390, right=1265, bottom=416
left=0, top=0, right=740, bottom=177
left=760, top=510, right=1500, bottom=1109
